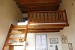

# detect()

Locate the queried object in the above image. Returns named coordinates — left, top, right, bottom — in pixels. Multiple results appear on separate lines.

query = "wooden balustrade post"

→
left=43, top=13, right=45, bottom=22
left=61, top=12, right=64, bottom=22
left=36, top=12, right=38, bottom=23
left=32, top=12, right=34, bottom=22
left=47, top=13, right=48, bottom=22
left=39, top=13, right=41, bottom=23
left=58, top=12, right=60, bottom=22
left=28, top=12, right=30, bottom=24
left=50, top=12, right=52, bottom=22
left=54, top=12, right=56, bottom=22
left=40, top=13, right=43, bottom=22
left=4, top=46, right=7, bottom=50
left=64, top=10, right=68, bottom=24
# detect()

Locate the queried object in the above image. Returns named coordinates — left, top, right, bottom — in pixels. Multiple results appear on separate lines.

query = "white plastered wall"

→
left=0, top=0, right=22, bottom=49
left=26, top=32, right=62, bottom=50
left=59, top=0, right=75, bottom=50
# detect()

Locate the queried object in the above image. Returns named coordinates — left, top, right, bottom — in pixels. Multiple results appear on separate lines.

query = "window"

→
left=35, top=34, right=47, bottom=50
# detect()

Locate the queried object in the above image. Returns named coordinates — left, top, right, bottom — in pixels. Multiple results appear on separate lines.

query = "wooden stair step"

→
left=9, top=33, right=25, bottom=35
left=5, top=43, right=24, bottom=46
left=11, top=25, right=27, bottom=30
left=12, top=25, right=27, bottom=28
left=11, top=28, right=26, bottom=30
left=7, top=38, right=24, bottom=41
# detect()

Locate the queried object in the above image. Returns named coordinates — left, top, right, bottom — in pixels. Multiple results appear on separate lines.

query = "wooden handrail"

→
left=28, top=10, right=68, bottom=24
left=2, top=24, right=13, bottom=50
left=28, top=12, right=30, bottom=24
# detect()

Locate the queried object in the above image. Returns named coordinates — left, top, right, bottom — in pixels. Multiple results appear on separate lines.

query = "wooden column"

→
left=9, top=46, right=14, bottom=50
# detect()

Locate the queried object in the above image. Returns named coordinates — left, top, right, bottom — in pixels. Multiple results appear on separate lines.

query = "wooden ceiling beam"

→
left=28, top=28, right=63, bottom=30
left=28, top=24, right=69, bottom=30
left=20, top=6, right=59, bottom=10
left=28, top=26, right=64, bottom=29
left=20, top=5, right=59, bottom=9
left=28, top=29, right=60, bottom=33
left=19, top=3, right=59, bottom=7
left=18, top=0, right=60, bottom=3
left=29, top=23, right=69, bottom=26
left=20, top=6, right=58, bottom=13
left=15, top=0, right=60, bottom=13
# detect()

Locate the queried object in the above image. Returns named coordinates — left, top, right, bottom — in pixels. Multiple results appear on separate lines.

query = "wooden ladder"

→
left=2, top=24, right=28, bottom=50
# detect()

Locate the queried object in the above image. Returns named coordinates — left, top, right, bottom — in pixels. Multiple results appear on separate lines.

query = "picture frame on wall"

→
left=61, top=35, right=68, bottom=44
left=68, top=43, right=73, bottom=50
left=50, top=38, right=59, bottom=44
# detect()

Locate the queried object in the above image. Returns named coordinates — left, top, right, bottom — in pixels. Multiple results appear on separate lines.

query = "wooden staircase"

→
left=2, top=10, right=69, bottom=50
left=2, top=24, right=28, bottom=50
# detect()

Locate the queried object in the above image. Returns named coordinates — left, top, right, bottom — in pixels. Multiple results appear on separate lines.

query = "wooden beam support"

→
left=28, top=28, right=63, bottom=30
left=9, top=33, right=25, bottom=35
left=28, top=24, right=69, bottom=30
left=28, top=29, right=60, bottom=33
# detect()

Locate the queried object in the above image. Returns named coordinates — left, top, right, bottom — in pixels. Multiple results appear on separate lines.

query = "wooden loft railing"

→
left=28, top=10, right=68, bottom=24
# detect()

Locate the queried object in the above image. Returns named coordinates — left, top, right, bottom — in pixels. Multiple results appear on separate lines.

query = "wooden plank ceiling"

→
left=15, top=0, right=61, bottom=13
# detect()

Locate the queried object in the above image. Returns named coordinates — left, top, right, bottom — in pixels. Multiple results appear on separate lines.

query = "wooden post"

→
left=9, top=46, right=14, bottom=50
left=28, top=12, right=30, bottom=24
left=58, top=11, right=60, bottom=22
left=36, top=12, right=38, bottom=23
left=54, top=12, right=56, bottom=22
left=41, top=13, right=43, bottom=23
left=43, top=13, right=45, bottom=23
left=61, top=12, right=64, bottom=22
left=32, top=12, right=34, bottom=22
left=50, top=12, right=52, bottom=22
left=47, top=13, right=48, bottom=23
left=64, top=10, right=68, bottom=24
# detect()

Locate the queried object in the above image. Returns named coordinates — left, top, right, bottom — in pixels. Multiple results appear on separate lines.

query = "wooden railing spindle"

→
left=41, top=13, right=43, bottom=22
left=54, top=12, right=56, bottom=22
left=39, top=13, right=41, bottom=23
left=50, top=12, right=52, bottom=22
left=36, top=12, right=38, bottom=23
left=47, top=13, right=48, bottom=22
left=61, top=12, right=64, bottom=22
left=28, top=12, right=30, bottom=24
left=58, top=12, right=60, bottom=22
left=32, top=12, right=34, bottom=22
left=28, top=10, right=68, bottom=24
left=43, top=13, right=45, bottom=22
left=64, top=10, right=68, bottom=24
